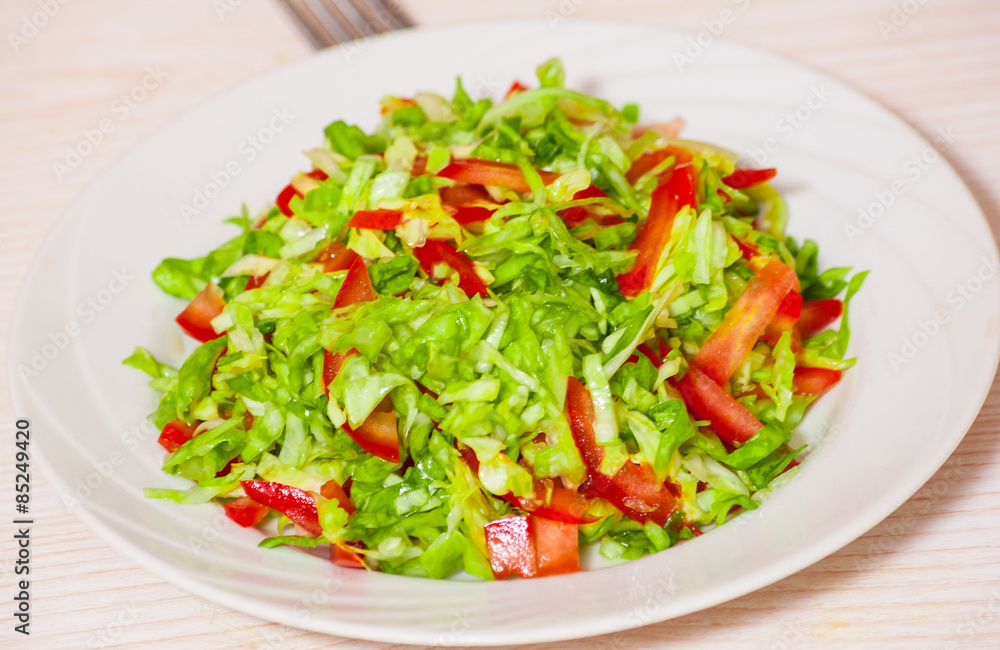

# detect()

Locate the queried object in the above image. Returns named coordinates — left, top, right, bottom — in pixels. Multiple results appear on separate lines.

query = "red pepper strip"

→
left=158, top=419, right=195, bottom=452
left=322, top=348, right=356, bottom=396
left=534, top=517, right=581, bottom=577
left=320, top=479, right=356, bottom=515
left=762, top=291, right=802, bottom=346
left=722, top=168, right=777, bottom=190
left=215, top=458, right=236, bottom=478
left=798, top=299, right=843, bottom=338
left=566, top=377, right=676, bottom=525
left=176, top=282, right=226, bottom=343
left=439, top=184, right=499, bottom=223
left=224, top=497, right=270, bottom=527
left=451, top=205, right=495, bottom=224
left=412, top=239, right=489, bottom=297
left=346, top=209, right=403, bottom=230
left=436, top=159, right=559, bottom=193
left=485, top=515, right=537, bottom=579
left=322, top=347, right=399, bottom=462
left=625, top=146, right=693, bottom=185
left=616, top=166, right=697, bottom=298
left=558, top=185, right=625, bottom=227
left=245, top=273, right=269, bottom=291
left=331, top=542, right=368, bottom=569
left=636, top=339, right=671, bottom=367
left=440, top=184, right=494, bottom=207
left=313, top=241, right=359, bottom=273
left=343, top=411, right=401, bottom=463
left=692, top=259, right=800, bottom=385
left=275, top=185, right=298, bottom=218
left=793, top=367, right=842, bottom=394
left=733, top=236, right=759, bottom=262
left=455, top=443, right=596, bottom=524
left=507, top=484, right=598, bottom=525
left=456, top=442, right=480, bottom=473
left=240, top=480, right=322, bottom=536
left=675, top=366, right=763, bottom=446
left=275, top=169, right=329, bottom=217
left=505, top=80, right=529, bottom=99
left=333, top=256, right=377, bottom=308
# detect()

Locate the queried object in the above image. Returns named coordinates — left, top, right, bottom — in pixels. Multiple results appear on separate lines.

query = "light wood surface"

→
left=2, top=0, right=999, bottom=647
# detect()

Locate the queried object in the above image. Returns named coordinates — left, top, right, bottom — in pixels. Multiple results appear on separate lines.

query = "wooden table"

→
left=2, top=0, right=999, bottom=647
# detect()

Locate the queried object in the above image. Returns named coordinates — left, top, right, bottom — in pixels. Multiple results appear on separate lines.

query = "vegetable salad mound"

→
left=126, top=58, right=865, bottom=580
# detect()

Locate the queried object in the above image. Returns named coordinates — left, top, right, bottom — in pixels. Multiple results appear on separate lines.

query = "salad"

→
left=125, top=58, right=865, bottom=580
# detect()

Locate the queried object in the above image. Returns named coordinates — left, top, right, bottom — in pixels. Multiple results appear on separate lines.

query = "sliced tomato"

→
left=275, top=168, right=329, bottom=217
left=176, top=282, right=226, bottom=343
left=223, top=497, right=270, bottom=527
left=331, top=542, right=368, bottom=569
left=485, top=515, right=537, bottom=579
left=616, top=165, right=696, bottom=298
left=333, top=256, right=376, bottom=308
left=158, top=419, right=195, bottom=452
left=346, top=209, right=403, bottom=230
left=793, top=367, right=842, bottom=394
left=239, top=480, right=322, bottom=536
left=436, top=159, right=558, bottom=193
left=798, top=299, right=843, bottom=338
left=320, top=479, right=356, bottom=515
left=674, top=366, right=762, bottom=446
left=692, top=259, right=799, bottom=384
left=566, top=377, right=676, bottom=525
left=762, top=291, right=802, bottom=346
left=344, top=411, right=400, bottom=464
left=722, top=168, right=777, bottom=189
left=534, top=517, right=580, bottom=577
left=624, top=145, right=693, bottom=185
left=412, top=239, right=489, bottom=297
left=314, top=241, right=359, bottom=273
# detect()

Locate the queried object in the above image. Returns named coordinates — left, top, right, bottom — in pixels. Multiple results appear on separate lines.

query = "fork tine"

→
left=344, top=0, right=394, bottom=34
left=366, top=0, right=413, bottom=30
left=315, top=0, right=367, bottom=40
left=278, top=0, right=344, bottom=47
left=277, top=0, right=413, bottom=48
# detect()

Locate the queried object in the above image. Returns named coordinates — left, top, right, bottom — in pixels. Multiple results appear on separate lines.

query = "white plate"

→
left=10, top=19, right=1000, bottom=646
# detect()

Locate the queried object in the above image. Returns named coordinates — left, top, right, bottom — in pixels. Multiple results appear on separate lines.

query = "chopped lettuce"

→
left=127, top=57, right=864, bottom=580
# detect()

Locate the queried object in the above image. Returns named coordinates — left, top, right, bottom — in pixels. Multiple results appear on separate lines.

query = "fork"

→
left=277, top=0, right=413, bottom=48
